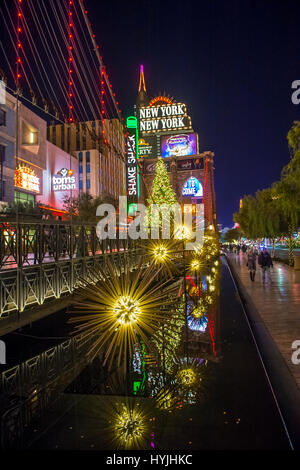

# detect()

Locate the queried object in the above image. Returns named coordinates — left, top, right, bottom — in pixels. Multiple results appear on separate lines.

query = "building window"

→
left=79, top=151, right=83, bottom=162
left=79, top=165, right=83, bottom=174
left=82, top=125, right=86, bottom=150
left=86, top=179, right=90, bottom=190
left=0, top=144, right=5, bottom=162
left=52, top=125, right=56, bottom=144
left=76, top=123, right=80, bottom=150
left=22, top=121, right=39, bottom=145
left=79, top=180, right=83, bottom=190
left=86, top=151, right=90, bottom=163
left=0, top=109, right=6, bottom=126
left=86, top=164, right=90, bottom=173
left=14, top=191, right=35, bottom=205
left=61, top=125, right=65, bottom=150
left=67, top=126, right=71, bottom=153
left=0, top=180, right=5, bottom=199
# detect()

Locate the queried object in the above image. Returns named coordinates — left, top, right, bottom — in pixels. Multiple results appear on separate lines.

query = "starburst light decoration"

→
left=70, top=258, right=179, bottom=369
left=145, top=239, right=181, bottom=277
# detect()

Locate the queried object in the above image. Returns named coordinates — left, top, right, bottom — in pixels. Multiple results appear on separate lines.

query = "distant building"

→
left=0, top=89, right=79, bottom=215
left=0, top=90, right=16, bottom=204
left=133, top=66, right=217, bottom=228
left=48, top=118, right=126, bottom=201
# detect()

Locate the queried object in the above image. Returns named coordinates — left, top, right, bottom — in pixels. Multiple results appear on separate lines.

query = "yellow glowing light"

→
left=209, top=285, right=216, bottom=292
left=177, top=368, right=196, bottom=387
left=174, top=224, right=190, bottom=240
left=153, top=244, right=168, bottom=262
left=193, top=243, right=203, bottom=255
left=156, top=388, right=176, bottom=411
left=113, top=296, right=141, bottom=325
left=191, top=304, right=206, bottom=318
left=146, top=239, right=180, bottom=277
left=189, top=258, right=203, bottom=271
left=214, top=260, right=219, bottom=266
left=114, top=408, right=146, bottom=448
left=71, top=259, right=179, bottom=370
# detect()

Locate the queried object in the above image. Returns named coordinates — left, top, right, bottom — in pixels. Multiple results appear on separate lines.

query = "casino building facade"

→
left=134, top=66, right=217, bottom=228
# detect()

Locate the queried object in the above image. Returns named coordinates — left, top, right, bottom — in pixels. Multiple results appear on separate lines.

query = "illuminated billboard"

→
left=138, top=136, right=158, bottom=158
left=177, top=157, right=204, bottom=171
left=139, top=103, right=192, bottom=134
left=15, top=164, right=40, bottom=193
left=126, top=116, right=139, bottom=204
left=161, top=133, right=197, bottom=158
left=182, top=177, right=203, bottom=198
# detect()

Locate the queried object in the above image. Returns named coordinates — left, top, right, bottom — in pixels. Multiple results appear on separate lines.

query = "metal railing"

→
left=0, top=329, right=98, bottom=449
left=0, top=222, right=140, bottom=316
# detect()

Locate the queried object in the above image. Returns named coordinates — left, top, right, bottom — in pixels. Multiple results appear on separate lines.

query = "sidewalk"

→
left=227, top=252, right=300, bottom=390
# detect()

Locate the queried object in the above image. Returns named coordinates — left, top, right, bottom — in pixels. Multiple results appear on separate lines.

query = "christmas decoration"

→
left=70, top=258, right=179, bottom=370
left=146, top=157, right=178, bottom=228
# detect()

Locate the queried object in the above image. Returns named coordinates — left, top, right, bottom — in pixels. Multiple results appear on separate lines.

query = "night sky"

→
left=88, top=0, right=300, bottom=227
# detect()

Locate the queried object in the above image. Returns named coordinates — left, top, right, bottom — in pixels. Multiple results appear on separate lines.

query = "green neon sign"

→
left=126, top=115, right=140, bottom=199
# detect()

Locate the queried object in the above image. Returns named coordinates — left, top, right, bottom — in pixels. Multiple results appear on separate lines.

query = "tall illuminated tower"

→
left=136, top=65, right=149, bottom=108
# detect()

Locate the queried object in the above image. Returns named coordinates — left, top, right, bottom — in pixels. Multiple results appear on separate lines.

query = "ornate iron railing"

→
left=0, top=329, right=99, bottom=449
left=0, top=222, right=139, bottom=317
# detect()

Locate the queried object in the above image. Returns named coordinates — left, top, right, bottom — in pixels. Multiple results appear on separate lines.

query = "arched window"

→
left=182, top=177, right=203, bottom=198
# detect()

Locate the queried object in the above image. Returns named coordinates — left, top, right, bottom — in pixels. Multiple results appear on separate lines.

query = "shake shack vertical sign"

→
left=126, top=130, right=138, bottom=202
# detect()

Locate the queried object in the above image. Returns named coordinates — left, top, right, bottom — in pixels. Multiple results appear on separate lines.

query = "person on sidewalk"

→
left=246, top=246, right=257, bottom=282
left=258, top=247, right=273, bottom=282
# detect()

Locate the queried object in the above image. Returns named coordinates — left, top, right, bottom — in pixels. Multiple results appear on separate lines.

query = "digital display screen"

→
left=182, top=177, right=203, bottom=198
left=161, top=133, right=197, bottom=158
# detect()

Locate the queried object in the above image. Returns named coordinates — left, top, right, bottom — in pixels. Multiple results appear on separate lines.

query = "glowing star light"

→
left=70, top=258, right=179, bottom=370
left=113, top=296, right=141, bottom=324
left=145, top=239, right=180, bottom=277
left=153, top=245, right=168, bottom=262
left=189, top=258, right=204, bottom=272
left=114, top=407, right=146, bottom=448
left=177, top=368, right=196, bottom=387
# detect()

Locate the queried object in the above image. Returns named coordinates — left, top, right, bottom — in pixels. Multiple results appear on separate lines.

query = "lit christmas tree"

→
left=148, top=158, right=177, bottom=206
left=146, top=158, right=178, bottom=229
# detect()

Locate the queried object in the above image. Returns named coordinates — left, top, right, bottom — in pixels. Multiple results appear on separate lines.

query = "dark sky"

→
left=87, top=0, right=300, bottom=227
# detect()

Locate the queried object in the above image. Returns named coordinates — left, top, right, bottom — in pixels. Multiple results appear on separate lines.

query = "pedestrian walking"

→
left=246, top=247, right=257, bottom=282
left=258, top=247, right=273, bottom=283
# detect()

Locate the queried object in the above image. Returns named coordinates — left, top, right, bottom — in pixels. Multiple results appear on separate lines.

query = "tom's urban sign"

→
left=139, top=102, right=192, bottom=133
left=52, top=168, right=76, bottom=191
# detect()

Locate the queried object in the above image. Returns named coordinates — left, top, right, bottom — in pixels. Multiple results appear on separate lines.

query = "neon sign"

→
left=15, top=164, right=40, bottom=193
left=182, top=177, right=203, bottom=198
left=149, top=95, right=173, bottom=107
left=126, top=116, right=139, bottom=202
left=139, top=103, right=192, bottom=133
left=52, top=168, right=76, bottom=191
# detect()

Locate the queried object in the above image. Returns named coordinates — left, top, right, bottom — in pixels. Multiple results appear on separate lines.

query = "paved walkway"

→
left=227, top=252, right=300, bottom=390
